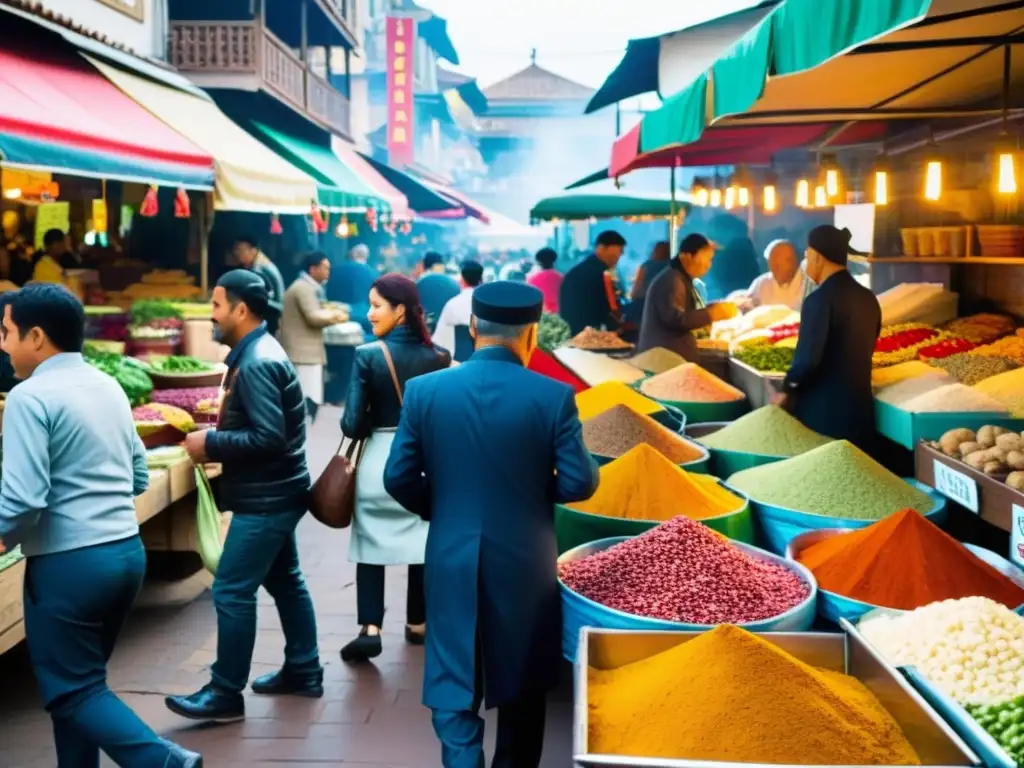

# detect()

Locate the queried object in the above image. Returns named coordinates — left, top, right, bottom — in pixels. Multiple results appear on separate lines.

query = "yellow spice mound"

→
left=588, top=625, right=920, bottom=765
left=575, top=381, right=663, bottom=422
left=570, top=444, right=743, bottom=521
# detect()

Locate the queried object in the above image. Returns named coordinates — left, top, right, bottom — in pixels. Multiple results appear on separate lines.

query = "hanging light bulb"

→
left=694, top=188, right=710, bottom=207
left=795, top=179, right=810, bottom=208
left=995, top=133, right=1018, bottom=195
left=819, top=153, right=841, bottom=199
left=738, top=187, right=750, bottom=206
left=873, top=171, right=889, bottom=205
left=724, top=185, right=737, bottom=210
left=762, top=185, right=777, bottom=213
left=814, top=185, right=828, bottom=208
left=924, top=160, right=942, bottom=201
left=709, top=188, right=722, bottom=207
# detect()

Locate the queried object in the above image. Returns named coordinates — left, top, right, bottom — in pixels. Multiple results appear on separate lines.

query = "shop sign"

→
left=1012, top=505, right=1024, bottom=570
left=385, top=16, right=416, bottom=167
left=92, top=200, right=109, bottom=233
left=34, top=203, right=70, bottom=250
left=933, top=459, right=979, bottom=513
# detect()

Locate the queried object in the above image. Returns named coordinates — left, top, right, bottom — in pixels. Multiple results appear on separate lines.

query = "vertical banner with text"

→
left=386, top=16, right=416, bottom=167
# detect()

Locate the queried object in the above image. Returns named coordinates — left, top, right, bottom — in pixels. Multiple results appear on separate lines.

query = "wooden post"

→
left=300, top=0, right=309, bottom=63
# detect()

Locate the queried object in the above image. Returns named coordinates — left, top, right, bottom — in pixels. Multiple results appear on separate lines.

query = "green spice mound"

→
left=699, top=406, right=833, bottom=457
left=727, top=440, right=934, bottom=520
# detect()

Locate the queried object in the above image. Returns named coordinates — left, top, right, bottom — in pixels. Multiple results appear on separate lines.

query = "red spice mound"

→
left=559, top=516, right=809, bottom=624
left=797, top=508, right=1024, bottom=610
left=528, top=349, right=589, bottom=393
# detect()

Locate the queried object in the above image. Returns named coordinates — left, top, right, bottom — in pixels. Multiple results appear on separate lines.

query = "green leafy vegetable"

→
left=733, top=343, right=795, bottom=374
left=86, top=354, right=154, bottom=406
left=539, top=313, right=571, bottom=353
left=148, top=356, right=213, bottom=374
left=130, top=300, right=183, bottom=326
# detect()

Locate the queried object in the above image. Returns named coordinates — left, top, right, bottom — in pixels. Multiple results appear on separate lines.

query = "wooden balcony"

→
left=318, top=0, right=359, bottom=44
left=169, top=21, right=351, bottom=138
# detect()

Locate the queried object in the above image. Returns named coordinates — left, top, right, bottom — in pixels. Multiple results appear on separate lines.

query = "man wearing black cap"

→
left=637, top=233, right=739, bottom=362
left=166, top=269, right=322, bottom=723
left=558, top=229, right=628, bottom=336
left=780, top=225, right=881, bottom=449
left=384, top=281, right=599, bottom=768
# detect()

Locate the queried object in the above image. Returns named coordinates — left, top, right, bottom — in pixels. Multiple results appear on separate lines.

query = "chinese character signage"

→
left=386, top=16, right=416, bottom=167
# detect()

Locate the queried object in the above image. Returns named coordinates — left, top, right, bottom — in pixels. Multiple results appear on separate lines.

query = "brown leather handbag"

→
left=309, top=342, right=402, bottom=528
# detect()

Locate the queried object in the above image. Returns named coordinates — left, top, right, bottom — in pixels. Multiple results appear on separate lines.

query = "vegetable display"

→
left=931, top=426, right=1024, bottom=486
left=732, top=343, right=795, bottom=373
left=538, top=312, right=570, bottom=353
left=130, top=300, right=184, bottom=327
left=146, top=356, right=214, bottom=374
left=151, top=387, right=221, bottom=417
left=966, top=697, right=1024, bottom=765
left=85, top=350, right=154, bottom=406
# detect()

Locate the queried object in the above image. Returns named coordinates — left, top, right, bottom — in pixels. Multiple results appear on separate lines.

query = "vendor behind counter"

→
left=737, top=239, right=815, bottom=313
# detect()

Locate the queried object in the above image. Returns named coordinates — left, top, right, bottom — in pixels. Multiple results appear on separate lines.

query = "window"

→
left=96, top=0, right=145, bottom=21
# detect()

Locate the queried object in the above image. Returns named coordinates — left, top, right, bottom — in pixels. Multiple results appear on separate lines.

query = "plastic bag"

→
left=195, top=466, right=222, bottom=574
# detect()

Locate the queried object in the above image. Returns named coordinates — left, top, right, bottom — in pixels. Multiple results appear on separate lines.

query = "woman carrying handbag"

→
left=339, top=273, right=451, bottom=662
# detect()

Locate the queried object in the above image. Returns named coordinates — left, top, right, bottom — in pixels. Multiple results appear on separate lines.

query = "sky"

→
left=419, top=0, right=764, bottom=90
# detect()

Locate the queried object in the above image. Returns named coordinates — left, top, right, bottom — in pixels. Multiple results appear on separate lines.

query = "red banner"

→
left=386, top=16, right=416, bottom=167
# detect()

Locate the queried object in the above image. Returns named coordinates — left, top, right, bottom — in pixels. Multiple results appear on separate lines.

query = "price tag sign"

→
left=1011, top=505, right=1024, bottom=570
left=933, top=459, right=980, bottom=513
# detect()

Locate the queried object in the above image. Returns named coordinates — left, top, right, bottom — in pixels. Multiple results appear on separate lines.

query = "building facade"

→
left=23, top=0, right=166, bottom=58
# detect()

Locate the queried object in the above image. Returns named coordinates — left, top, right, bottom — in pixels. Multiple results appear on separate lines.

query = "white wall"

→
left=34, top=0, right=166, bottom=60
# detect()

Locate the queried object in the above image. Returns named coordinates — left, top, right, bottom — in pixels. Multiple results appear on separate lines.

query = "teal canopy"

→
left=530, top=192, right=688, bottom=222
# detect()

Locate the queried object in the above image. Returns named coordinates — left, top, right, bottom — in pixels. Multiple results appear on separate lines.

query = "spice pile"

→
left=871, top=360, right=943, bottom=389
left=974, top=368, right=1024, bottom=416
left=626, top=347, right=685, bottom=374
left=587, top=624, right=920, bottom=764
left=874, top=324, right=941, bottom=367
left=527, top=349, right=589, bottom=393
left=860, top=597, right=1024, bottom=705
left=945, top=313, right=1016, bottom=344
left=698, top=406, right=832, bottom=457
left=570, top=444, right=744, bottom=521
left=582, top=406, right=703, bottom=464
left=796, top=509, right=1024, bottom=609
left=900, top=383, right=1009, bottom=414
left=728, top=440, right=934, bottom=519
left=918, top=337, right=977, bottom=361
left=639, top=363, right=745, bottom=403
left=554, top=348, right=645, bottom=387
left=560, top=516, right=809, bottom=624
left=971, top=334, right=1024, bottom=365
left=575, top=381, right=661, bottom=422
left=931, top=352, right=1019, bottom=386
left=567, top=327, right=632, bottom=350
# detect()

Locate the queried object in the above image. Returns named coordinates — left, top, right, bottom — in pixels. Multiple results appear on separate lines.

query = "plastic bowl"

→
left=643, top=395, right=749, bottom=424
left=590, top=437, right=710, bottom=475
left=786, top=529, right=1024, bottom=624
left=684, top=422, right=790, bottom=479
left=649, top=403, right=687, bottom=434
left=750, top=479, right=948, bottom=555
left=554, top=481, right=753, bottom=554
left=557, top=535, right=818, bottom=662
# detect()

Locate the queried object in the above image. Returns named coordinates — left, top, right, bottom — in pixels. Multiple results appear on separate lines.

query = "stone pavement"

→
left=0, top=407, right=574, bottom=767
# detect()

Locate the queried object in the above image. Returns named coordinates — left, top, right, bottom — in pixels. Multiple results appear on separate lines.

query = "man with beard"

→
left=166, top=270, right=321, bottom=723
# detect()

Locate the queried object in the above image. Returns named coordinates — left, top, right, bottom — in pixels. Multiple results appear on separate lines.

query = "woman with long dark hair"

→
left=340, top=273, right=451, bottom=662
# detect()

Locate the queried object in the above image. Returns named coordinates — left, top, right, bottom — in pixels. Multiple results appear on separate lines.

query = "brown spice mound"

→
left=583, top=405, right=703, bottom=463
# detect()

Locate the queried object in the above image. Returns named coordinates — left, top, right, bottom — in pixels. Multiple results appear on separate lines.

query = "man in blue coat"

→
left=384, top=281, right=599, bottom=768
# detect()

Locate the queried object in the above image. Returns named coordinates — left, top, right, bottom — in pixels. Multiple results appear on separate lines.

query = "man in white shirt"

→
left=432, top=260, right=483, bottom=357
left=742, top=240, right=813, bottom=312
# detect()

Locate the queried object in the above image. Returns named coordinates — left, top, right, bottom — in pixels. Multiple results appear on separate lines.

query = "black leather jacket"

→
left=342, top=325, right=451, bottom=438
left=206, top=327, right=310, bottom=513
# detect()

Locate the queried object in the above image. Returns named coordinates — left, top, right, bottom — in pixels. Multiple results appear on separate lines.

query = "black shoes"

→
left=305, top=398, right=319, bottom=422
left=164, top=741, right=204, bottom=768
left=251, top=667, right=324, bottom=698
left=340, top=629, right=383, bottom=662
left=165, top=684, right=245, bottom=723
left=405, top=625, right=426, bottom=646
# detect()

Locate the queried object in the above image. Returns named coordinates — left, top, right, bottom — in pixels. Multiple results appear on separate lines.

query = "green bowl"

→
left=685, top=420, right=788, bottom=479
left=655, top=397, right=749, bottom=423
left=555, top=482, right=753, bottom=554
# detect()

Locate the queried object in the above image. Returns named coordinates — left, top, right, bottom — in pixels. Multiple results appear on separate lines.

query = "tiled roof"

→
left=0, top=0, right=137, bottom=55
left=483, top=64, right=595, bottom=103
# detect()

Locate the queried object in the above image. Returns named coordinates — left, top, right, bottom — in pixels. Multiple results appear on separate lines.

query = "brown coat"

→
left=279, top=277, right=339, bottom=365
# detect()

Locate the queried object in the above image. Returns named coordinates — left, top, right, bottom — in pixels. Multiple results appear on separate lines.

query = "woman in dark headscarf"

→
left=780, top=226, right=881, bottom=451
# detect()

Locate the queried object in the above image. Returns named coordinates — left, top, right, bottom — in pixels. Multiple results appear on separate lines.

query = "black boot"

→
left=340, top=628, right=382, bottom=662
left=405, top=625, right=426, bottom=646
left=164, top=740, right=204, bottom=768
left=251, top=666, right=324, bottom=698
left=165, top=684, right=245, bottom=724
left=306, top=397, right=319, bottom=422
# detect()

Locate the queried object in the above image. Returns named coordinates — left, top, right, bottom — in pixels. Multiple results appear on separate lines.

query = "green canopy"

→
left=530, top=192, right=688, bottom=222
left=638, top=0, right=932, bottom=153
left=243, top=120, right=389, bottom=212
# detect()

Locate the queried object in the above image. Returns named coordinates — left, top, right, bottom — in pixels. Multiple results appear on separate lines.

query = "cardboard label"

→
left=933, top=459, right=979, bottom=513
left=1011, top=504, right=1024, bottom=570
left=33, top=202, right=70, bottom=249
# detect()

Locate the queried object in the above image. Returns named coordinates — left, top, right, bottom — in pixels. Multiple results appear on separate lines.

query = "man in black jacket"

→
left=166, top=270, right=322, bottom=724
left=558, top=230, right=627, bottom=335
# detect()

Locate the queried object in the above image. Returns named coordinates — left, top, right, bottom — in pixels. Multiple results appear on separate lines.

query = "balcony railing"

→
left=169, top=21, right=351, bottom=137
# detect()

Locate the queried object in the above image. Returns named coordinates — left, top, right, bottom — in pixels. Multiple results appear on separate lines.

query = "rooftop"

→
left=483, top=62, right=595, bottom=103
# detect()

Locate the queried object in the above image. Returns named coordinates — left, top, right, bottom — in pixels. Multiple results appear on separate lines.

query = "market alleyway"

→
left=0, top=407, right=574, bottom=767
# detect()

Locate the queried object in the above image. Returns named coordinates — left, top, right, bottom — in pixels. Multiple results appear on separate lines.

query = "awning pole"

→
left=669, top=164, right=678, bottom=253
left=200, top=192, right=213, bottom=297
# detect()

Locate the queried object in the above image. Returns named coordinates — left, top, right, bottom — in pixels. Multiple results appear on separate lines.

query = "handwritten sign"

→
left=933, top=460, right=979, bottom=513
left=34, top=202, right=70, bottom=249
left=1012, top=505, right=1024, bottom=570
left=385, top=16, right=416, bottom=167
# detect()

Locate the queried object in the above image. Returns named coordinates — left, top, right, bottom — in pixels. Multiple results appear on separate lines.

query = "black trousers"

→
left=355, top=563, right=425, bottom=627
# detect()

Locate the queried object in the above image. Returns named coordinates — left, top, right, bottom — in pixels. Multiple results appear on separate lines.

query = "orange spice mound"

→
left=797, top=509, right=1024, bottom=610
left=640, top=363, right=746, bottom=403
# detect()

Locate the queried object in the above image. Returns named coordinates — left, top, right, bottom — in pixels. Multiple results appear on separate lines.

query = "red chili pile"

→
left=919, top=337, right=977, bottom=360
left=559, top=516, right=810, bottom=624
left=875, top=327, right=937, bottom=353
left=766, top=321, right=800, bottom=344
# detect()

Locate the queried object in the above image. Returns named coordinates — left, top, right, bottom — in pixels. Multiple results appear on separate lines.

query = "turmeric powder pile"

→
left=575, top=380, right=664, bottom=422
left=588, top=625, right=920, bottom=765
left=570, top=444, right=743, bottom=521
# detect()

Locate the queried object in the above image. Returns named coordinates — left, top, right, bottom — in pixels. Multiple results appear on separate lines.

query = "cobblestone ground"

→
left=0, top=407, right=573, bottom=767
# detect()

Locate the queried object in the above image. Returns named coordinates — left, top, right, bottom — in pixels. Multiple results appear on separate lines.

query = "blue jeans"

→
left=210, top=508, right=320, bottom=692
left=23, top=535, right=179, bottom=768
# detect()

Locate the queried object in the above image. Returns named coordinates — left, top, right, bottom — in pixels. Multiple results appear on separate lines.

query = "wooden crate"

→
left=0, top=559, right=25, bottom=655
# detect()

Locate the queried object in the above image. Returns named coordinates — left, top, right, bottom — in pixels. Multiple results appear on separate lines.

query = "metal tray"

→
left=573, top=627, right=980, bottom=767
